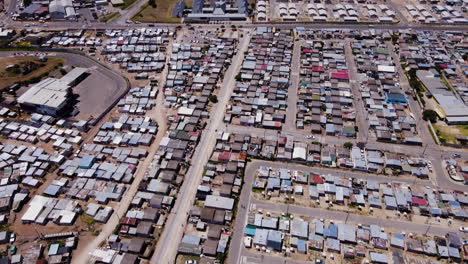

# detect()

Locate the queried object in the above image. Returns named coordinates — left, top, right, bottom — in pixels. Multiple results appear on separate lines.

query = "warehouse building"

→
left=49, top=0, right=76, bottom=20
left=18, top=67, right=88, bottom=116
left=185, top=0, right=249, bottom=21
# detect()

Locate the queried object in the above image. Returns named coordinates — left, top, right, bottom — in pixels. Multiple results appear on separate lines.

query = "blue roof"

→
left=245, top=225, right=256, bottom=236
left=267, top=230, right=282, bottom=243
left=324, top=224, right=338, bottom=238
left=266, top=178, right=280, bottom=190
left=79, top=154, right=95, bottom=169
left=182, top=235, right=201, bottom=245
left=48, top=244, right=59, bottom=256
left=430, top=208, right=442, bottom=216
left=297, top=239, right=306, bottom=252
left=385, top=92, right=408, bottom=103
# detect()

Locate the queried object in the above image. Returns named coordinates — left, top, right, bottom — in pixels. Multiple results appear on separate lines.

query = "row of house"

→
left=177, top=132, right=248, bottom=259
left=227, top=27, right=293, bottom=130
left=245, top=211, right=466, bottom=262
left=207, top=132, right=430, bottom=176
left=297, top=40, right=356, bottom=137
left=352, top=38, right=422, bottom=144
left=253, top=166, right=467, bottom=220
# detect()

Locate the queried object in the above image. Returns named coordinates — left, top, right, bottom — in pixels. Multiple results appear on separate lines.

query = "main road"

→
left=150, top=30, right=252, bottom=264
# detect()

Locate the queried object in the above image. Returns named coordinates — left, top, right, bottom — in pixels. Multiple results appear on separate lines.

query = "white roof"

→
left=178, top=107, right=194, bottom=116
left=21, top=195, right=49, bottom=222
left=377, top=65, right=395, bottom=73
left=204, top=195, right=234, bottom=210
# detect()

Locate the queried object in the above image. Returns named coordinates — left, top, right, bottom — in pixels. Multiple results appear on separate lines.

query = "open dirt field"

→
left=0, top=57, right=64, bottom=90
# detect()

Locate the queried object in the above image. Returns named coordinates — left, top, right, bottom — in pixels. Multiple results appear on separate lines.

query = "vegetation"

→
left=132, top=0, right=189, bottom=23
left=391, top=34, right=399, bottom=45
left=407, top=68, right=424, bottom=93
left=81, top=214, right=96, bottom=229
left=343, top=142, right=353, bottom=149
left=99, top=12, right=121, bottom=23
left=434, top=124, right=468, bottom=144
left=209, top=94, right=218, bottom=103
left=422, top=109, right=438, bottom=123
left=0, top=57, right=64, bottom=90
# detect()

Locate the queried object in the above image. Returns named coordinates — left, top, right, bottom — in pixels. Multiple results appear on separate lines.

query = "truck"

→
left=244, top=236, right=252, bottom=248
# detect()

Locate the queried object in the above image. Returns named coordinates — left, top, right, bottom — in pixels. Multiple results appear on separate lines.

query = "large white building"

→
left=49, top=0, right=76, bottom=20
left=18, top=67, right=88, bottom=116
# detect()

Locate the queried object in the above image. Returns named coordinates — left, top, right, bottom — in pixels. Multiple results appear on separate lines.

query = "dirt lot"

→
left=132, top=0, right=192, bottom=23
left=0, top=57, right=64, bottom=90
left=434, top=124, right=468, bottom=144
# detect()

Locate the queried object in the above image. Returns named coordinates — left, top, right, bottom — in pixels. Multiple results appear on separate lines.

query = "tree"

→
left=343, top=142, right=353, bottom=149
left=148, top=0, right=156, bottom=8
left=320, top=104, right=327, bottom=112
left=209, top=95, right=218, bottom=103
left=422, top=109, right=438, bottom=123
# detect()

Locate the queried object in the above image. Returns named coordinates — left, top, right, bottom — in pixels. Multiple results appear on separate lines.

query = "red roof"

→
left=238, top=152, right=247, bottom=161
left=313, top=174, right=323, bottom=184
left=312, top=66, right=324, bottom=72
left=303, top=49, right=313, bottom=53
left=218, top=151, right=231, bottom=161
left=331, top=72, right=349, bottom=80
left=35, top=6, right=48, bottom=13
left=120, top=217, right=137, bottom=226
left=411, top=197, right=428, bottom=206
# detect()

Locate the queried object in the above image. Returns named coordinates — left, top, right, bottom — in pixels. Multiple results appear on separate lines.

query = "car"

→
left=9, top=233, right=15, bottom=243
left=244, top=236, right=252, bottom=248
left=463, top=240, right=468, bottom=246
left=459, top=227, right=467, bottom=233
left=10, top=245, right=16, bottom=255
left=453, top=154, right=461, bottom=158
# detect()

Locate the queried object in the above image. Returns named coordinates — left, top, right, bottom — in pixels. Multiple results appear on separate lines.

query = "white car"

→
left=459, top=227, right=467, bottom=233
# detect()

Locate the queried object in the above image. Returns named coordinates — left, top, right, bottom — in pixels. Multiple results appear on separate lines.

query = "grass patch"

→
left=116, top=0, right=139, bottom=9
left=434, top=124, right=468, bottom=144
left=428, top=124, right=438, bottom=144
left=99, top=12, right=121, bottom=22
left=251, top=187, right=263, bottom=193
left=132, top=0, right=182, bottom=23
left=0, top=57, right=64, bottom=90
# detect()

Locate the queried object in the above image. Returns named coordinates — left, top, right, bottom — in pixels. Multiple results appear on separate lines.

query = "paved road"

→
left=150, top=30, right=252, bottom=264
left=225, top=121, right=467, bottom=191
left=111, top=0, right=147, bottom=26
left=344, top=39, right=369, bottom=141
left=228, top=160, right=467, bottom=264
left=387, top=42, right=435, bottom=147
left=283, top=39, right=301, bottom=132
left=2, top=17, right=468, bottom=31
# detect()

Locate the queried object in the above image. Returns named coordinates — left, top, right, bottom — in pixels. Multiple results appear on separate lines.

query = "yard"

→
left=434, top=124, right=468, bottom=144
left=0, top=57, right=64, bottom=90
left=99, top=12, right=121, bottom=22
left=132, top=0, right=192, bottom=23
